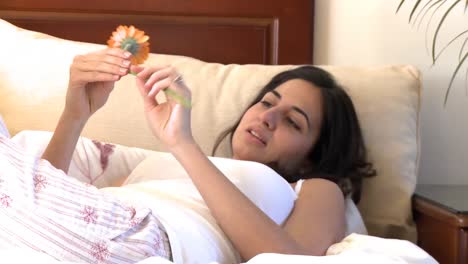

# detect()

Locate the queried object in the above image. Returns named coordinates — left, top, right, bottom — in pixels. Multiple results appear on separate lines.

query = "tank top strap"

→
left=294, top=179, right=305, bottom=196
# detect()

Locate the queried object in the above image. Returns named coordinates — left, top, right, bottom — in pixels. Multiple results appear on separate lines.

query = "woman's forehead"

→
left=272, top=79, right=324, bottom=126
left=273, top=80, right=322, bottom=108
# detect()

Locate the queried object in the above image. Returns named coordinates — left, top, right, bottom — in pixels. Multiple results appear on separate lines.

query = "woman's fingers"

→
left=74, top=71, right=120, bottom=83
left=143, top=67, right=173, bottom=90
left=133, top=66, right=168, bottom=95
left=104, top=48, right=132, bottom=60
left=75, top=58, right=128, bottom=76
left=148, top=77, right=172, bottom=97
left=135, top=65, right=168, bottom=82
left=146, top=68, right=191, bottom=106
left=133, top=65, right=191, bottom=108
left=130, top=65, right=145, bottom=74
left=72, top=48, right=132, bottom=80
left=75, top=48, right=130, bottom=68
left=96, top=48, right=132, bottom=68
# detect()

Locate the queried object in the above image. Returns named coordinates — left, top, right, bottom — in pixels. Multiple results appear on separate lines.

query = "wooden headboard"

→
left=0, top=0, right=314, bottom=65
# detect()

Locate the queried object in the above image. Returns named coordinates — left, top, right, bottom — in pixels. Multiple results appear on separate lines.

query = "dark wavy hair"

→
left=212, top=66, right=376, bottom=203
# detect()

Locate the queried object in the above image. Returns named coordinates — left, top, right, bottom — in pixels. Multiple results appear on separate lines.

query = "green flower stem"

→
left=122, top=45, right=191, bottom=108
left=163, top=88, right=192, bottom=108
left=128, top=72, right=192, bottom=108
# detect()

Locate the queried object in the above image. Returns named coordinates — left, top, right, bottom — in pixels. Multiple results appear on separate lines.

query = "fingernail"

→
left=122, top=60, right=131, bottom=67
left=119, top=68, right=127, bottom=73
left=124, top=52, right=132, bottom=58
left=148, top=87, right=156, bottom=97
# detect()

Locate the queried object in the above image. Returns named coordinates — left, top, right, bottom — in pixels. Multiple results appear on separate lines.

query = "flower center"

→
left=121, top=38, right=139, bottom=55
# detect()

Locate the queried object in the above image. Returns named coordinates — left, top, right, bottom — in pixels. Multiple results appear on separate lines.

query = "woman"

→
left=0, top=48, right=375, bottom=263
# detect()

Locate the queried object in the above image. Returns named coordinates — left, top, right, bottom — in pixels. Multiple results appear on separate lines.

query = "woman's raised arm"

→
left=41, top=48, right=131, bottom=172
left=134, top=65, right=346, bottom=261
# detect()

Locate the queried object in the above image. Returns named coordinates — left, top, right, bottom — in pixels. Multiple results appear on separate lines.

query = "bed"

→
left=0, top=1, right=436, bottom=263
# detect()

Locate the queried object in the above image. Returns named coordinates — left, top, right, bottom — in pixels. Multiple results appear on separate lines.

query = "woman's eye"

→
left=287, top=118, right=301, bottom=130
left=260, top=100, right=272, bottom=107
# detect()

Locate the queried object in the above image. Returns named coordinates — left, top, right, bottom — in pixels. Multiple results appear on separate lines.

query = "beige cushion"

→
left=0, top=19, right=420, bottom=241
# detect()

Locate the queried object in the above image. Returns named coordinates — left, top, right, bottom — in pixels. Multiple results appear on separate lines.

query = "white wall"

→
left=314, top=0, right=468, bottom=184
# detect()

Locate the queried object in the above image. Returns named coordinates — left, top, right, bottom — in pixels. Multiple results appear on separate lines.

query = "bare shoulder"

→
left=295, top=178, right=345, bottom=221
left=283, top=178, right=346, bottom=254
left=300, top=178, right=344, bottom=200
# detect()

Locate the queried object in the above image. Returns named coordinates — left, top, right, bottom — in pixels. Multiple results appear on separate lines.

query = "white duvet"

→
left=2, top=130, right=438, bottom=264
left=0, top=233, right=437, bottom=263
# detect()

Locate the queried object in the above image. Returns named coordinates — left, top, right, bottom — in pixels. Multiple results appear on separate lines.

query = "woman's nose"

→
left=260, top=108, right=277, bottom=130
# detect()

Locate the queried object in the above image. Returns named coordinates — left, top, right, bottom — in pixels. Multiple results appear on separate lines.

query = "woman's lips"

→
left=247, top=129, right=267, bottom=145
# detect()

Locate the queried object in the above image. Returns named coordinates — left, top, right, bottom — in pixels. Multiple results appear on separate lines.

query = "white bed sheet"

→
left=0, top=233, right=437, bottom=264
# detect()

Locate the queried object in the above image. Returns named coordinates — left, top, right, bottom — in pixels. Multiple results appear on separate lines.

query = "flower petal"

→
left=108, top=25, right=151, bottom=64
left=128, top=25, right=136, bottom=37
left=134, top=30, right=144, bottom=40
left=112, top=31, right=124, bottom=42
left=137, top=35, right=149, bottom=44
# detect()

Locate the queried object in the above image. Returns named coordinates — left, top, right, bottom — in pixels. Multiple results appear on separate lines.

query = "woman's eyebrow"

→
left=270, top=90, right=311, bottom=129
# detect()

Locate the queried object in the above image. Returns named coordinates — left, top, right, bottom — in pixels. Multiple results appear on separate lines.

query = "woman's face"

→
left=232, top=79, right=324, bottom=172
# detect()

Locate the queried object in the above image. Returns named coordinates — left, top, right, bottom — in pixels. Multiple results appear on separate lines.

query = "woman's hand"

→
left=132, top=65, right=194, bottom=149
left=64, top=48, right=132, bottom=122
left=42, top=48, right=131, bottom=172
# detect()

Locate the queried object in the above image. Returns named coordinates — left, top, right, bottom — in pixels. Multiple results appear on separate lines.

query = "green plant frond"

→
left=435, top=29, right=468, bottom=62
left=431, top=0, right=462, bottom=64
left=414, top=0, right=438, bottom=26
left=460, top=37, right=468, bottom=61
left=424, top=0, right=448, bottom=55
left=410, top=0, right=424, bottom=23
left=396, top=0, right=406, bottom=13
left=418, top=0, right=447, bottom=29
left=418, top=0, right=447, bottom=30
left=396, top=0, right=468, bottom=106
left=444, top=51, right=468, bottom=106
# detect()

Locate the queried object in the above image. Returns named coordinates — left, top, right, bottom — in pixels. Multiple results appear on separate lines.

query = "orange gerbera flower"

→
left=107, top=25, right=150, bottom=65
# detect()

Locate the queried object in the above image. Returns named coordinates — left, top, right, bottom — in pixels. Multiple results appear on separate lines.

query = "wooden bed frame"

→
left=0, top=0, right=314, bottom=65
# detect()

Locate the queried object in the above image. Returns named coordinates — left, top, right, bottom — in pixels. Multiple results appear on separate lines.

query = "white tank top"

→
left=294, top=179, right=305, bottom=195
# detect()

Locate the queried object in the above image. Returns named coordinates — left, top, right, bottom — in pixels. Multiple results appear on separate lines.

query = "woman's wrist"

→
left=168, top=138, right=199, bottom=156
left=41, top=111, right=88, bottom=172
left=60, top=110, right=89, bottom=128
